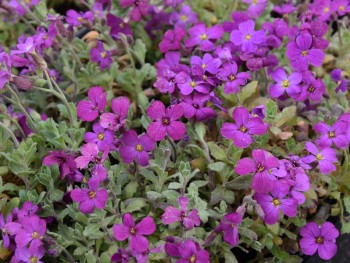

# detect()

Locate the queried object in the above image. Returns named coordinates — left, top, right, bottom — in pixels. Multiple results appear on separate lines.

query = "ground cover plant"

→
left=0, top=0, right=349, bottom=262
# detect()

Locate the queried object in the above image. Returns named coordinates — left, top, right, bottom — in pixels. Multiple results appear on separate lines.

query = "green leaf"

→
left=224, top=175, right=252, bottom=190
left=239, top=81, right=258, bottom=103
left=208, top=162, right=226, bottom=172
left=207, top=142, right=226, bottom=161
left=124, top=198, right=147, bottom=213
left=133, top=39, right=147, bottom=64
left=194, top=122, right=206, bottom=141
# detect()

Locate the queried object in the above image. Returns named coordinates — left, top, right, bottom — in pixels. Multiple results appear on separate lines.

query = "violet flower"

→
left=100, top=96, right=130, bottom=131
left=120, top=0, right=149, bottom=22
left=75, top=143, right=108, bottom=169
left=146, top=101, right=186, bottom=141
left=331, top=0, right=350, bottom=16
left=111, top=248, right=130, bottom=263
left=132, top=245, right=163, bottom=263
left=84, top=123, right=115, bottom=152
left=112, top=213, right=156, bottom=252
left=0, top=52, right=11, bottom=89
left=221, top=107, right=268, bottom=148
left=300, top=222, right=339, bottom=260
left=235, top=149, right=282, bottom=193
left=180, top=94, right=215, bottom=121
left=262, top=19, right=289, bottom=48
left=273, top=4, right=297, bottom=15
left=302, top=142, right=337, bottom=174
left=15, top=244, right=45, bottom=263
left=106, top=14, right=133, bottom=38
left=217, top=62, right=251, bottom=94
left=269, top=67, right=302, bottom=99
left=243, top=0, right=267, bottom=18
left=70, top=178, right=108, bottom=214
left=254, top=182, right=298, bottom=224
left=286, top=33, right=324, bottom=70
left=184, top=24, right=223, bottom=52
left=15, top=215, right=46, bottom=248
left=162, top=196, right=200, bottom=230
left=77, top=86, right=107, bottom=122
left=159, top=27, right=186, bottom=53
left=298, top=73, right=325, bottom=101
left=286, top=171, right=310, bottom=205
left=219, top=212, right=242, bottom=247
left=66, top=10, right=94, bottom=27
left=331, top=69, right=348, bottom=93
left=169, top=5, right=198, bottom=28
left=0, top=213, right=21, bottom=248
left=175, top=71, right=210, bottom=95
left=314, top=121, right=348, bottom=149
left=230, top=20, right=266, bottom=53
left=190, top=53, right=221, bottom=75
left=11, top=37, right=34, bottom=55
left=90, top=41, right=112, bottom=70
left=119, top=130, right=155, bottom=167
left=177, top=240, right=210, bottom=263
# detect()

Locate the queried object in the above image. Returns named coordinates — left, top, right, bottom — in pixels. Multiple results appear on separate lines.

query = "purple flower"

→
left=331, top=0, right=350, bottom=16
left=15, top=215, right=46, bottom=248
left=162, top=196, right=200, bottom=230
left=307, top=21, right=329, bottom=49
left=0, top=52, right=11, bottom=89
left=269, top=67, right=302, bottom=99
left=230, top=20, right=266, bottom=53
left=15, top=243, right=45, bottom=263
left=287, top=171, right=310, bottom=205
left=221, top=107, right=268, bottom=148
left=219, top=212, right=242, bottom=246
left=331, top=69, right=348, bottom=93
left=175, top=71, right=210, bottom=95
left=251, top=105, right=266, bottom=119
left=146, top=101, right=186, bottom=141
left=66, top=10, right=94, bottom=27
left=132, top=245, right=163, bottom=263
left=77, top=86, right=107, bottom=122
left=43, top=150, right=83, bottom=182
left=170, top=5, right=198, bottom=28
left=106, top=14, right=133, bottom=38
left=217, top=62, right=251, bottom=94
left=243, top=0, right=267, bottom=18
left=302, top=142, right=337, bottom=174
left=286, top=33, right=324, bottom=70
left=176, top=240, right=210, bottom=263
left=159, top=27, right=186, bottom=53
left=112, top=213, right=156, bottom=252
left=254, top=182, right=298, bottom=224
left=298, top=73, right=325, bottom=101
left=235, top=149, right=283, bottom=193
left=119, top=130, right=155, bottom=167
left=314, top=121, right=348, bottom=149
left=262, top=19, right=289, bottom=48
left=84, top=123, right=115, bottom=152
left=300, top=222, right=339, bottom=260
left=273, top=4, right=297, bottom=15
left=11, top=37, right=34, bottom=55
left=70, top=178, right=108, bottom=214
left=100, top=96, right=130, bottom=131
left=0, top=213, right=21, bottom=248
left=75, top=143, right=108, bottom=169
left=184, top=24, right=223, bottom=52
left=111, top=248, right=130, bottom=263
left=120, top=0, right=149, bottom=21
left=16, top=202, right=39, bottom=222
left=180, top=94, right=215, bottom=121
left=190, top=53, right=221, bottom=75
left=90, top=41, right=112, bottom=70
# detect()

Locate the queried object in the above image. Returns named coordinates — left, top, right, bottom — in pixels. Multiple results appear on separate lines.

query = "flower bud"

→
left=11, top=76, right=33, bottom=90
left=204, top=231, right=218, bottom=247
left=55, top=20, right=67, bottom=37
left=236, top=205, right=246, bottom=216
left=29, top=52, right=47, bottom=70
left=254, top=203, right=265, bottom=219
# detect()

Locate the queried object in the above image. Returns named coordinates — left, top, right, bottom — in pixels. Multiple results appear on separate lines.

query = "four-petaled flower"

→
left=77, top=86, right=107, bottom=122
left=269, top=67, right=302, bottom=99
left=219, top=212, right=242, bottom=247
left=302, top=142, right=337, bottom=174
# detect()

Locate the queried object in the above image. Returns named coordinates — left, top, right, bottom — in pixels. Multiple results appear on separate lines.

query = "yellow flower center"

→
left=252, top=0, right=258, bottom=4
left=239, top=126, right=247, bottom=132
left=32, top=231, right=39, bottom=239
left=200, top=34, right=208, bottom=40
left=257, top=163, right=265, bottom=172
left=282, top=80, right=290, bottom=88
left=272, top=198, right=281, bottom=206
left=190, top=81, right=197, bottom=88
left=339, top=5, right=345, bottom=11
left=229, top=74, right=236, bottom=81
left=78, top=17, right=84, bottom=22
left=25, top=0, right=31, bottom=4
left=180, top=15, right=188, bottom=21
left=89, top=191, right=96, bottom=199
left=190, top=255, right=196, bottom=262
left=308, top=86, right=315, bottom=93
left=30, top=257, right=38, bottom=263
left=162, top=118, right=170, bottom=125
left=98, top=133, right=104, bottom=140
left=245, top=34, right=251, bottom=40
left=328, top=131, right=335, bottom=138
left=302, top=50, right=308, bottom=56
left=130, top=227, right=136, bottom=234
left=2, top=228, right=7, bottom=234
left=316, top=154, right=323, bottom=160
left=324, top=7, right=329, bottom=12
left=337, top=80, right=342, bottom=86
left=119, top=22, right=125, bottom=28
left=201, top=64, right=207, bottom=69
left=135, top=144, right=143, bottom=152
left=100, top=52, right=107, bottom=58
left=316, top=236, right=324, bottom=244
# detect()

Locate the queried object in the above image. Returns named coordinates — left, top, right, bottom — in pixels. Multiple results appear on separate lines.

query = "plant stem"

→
left=0, top=122, right=20, bottom=148
left=167, top=136, right=177, bottom=163
left=60, top=246, right=76, bottom=263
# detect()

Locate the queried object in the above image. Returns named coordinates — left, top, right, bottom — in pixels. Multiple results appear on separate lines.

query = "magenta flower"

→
left=0, top=213, right=21, bottom=248
left=217, top=62, right=251, bottom=94
left=162, top=196, right=200, bottom=230
left=176, top=240, right=210, bottom=263
left=221, top=107, right=268, bottom=148
left=15, top=215, right=46, bottom=248
left=273, top=4, right=297, bottom=15
left=111, top=248, right=130, bottom=263
left=66, top=10, right=94, bottom=27
left=169, top=5, right=198, bottom=28
left=180, top=94, right=215, bottom=121
left=106, top=14, right=133, bottom=38
left=331, top=0, right=350, bottom=16
left=219, top=212, right=242, bottom=247
left=314, top=121, right=348, bottom=149
left=84, top=123, right=115, bottom=152
left=190, top=53, right=222, bottom=75
left=302, top=142, right=337, bottom=174
left=298, top=74, right=325, bottom=101
left=10, top=37, right=34, bottom=55
left=300, top=222, right=339, bottom=260
left=286, top=33, right=324, bottom=70
left=262, top=19, right=289, bottom=48
left=331, top=69, right=348, bottom=93
left=235, top=149, right=282, bottom=193
left=119, top=130, right=155, bottom=167
left=132, top=245, right=163, bottom=263
left=77, top=86, right=107, bottom=122
left=0, top=52, right=11, bottom=89
left=120, top=0, right=149, bottom=21
left=90, top=41, right=112, bottom=70
left=184, top=24, right=223, bottom=52
left=100, top=96, right=130, bottom=131
left=146, top=101, right=186, bottom=141
left=16, top=201, right=39, bottom=222
left=159, top=26, right=186, bottom=53
left=71, top=178, right=108, bottom=214
left=15, top=244, right=45, bottom=263
left=254, top=183, right=298, bottom=224
left=230, top=20, right=266, bottom=53
left=113, top=213, right=156, bottom=252
left=175, top=72, right=210, bottom=95
left=75, top=143, right=108, bottom=169
left=243, top=0, right=267, bottom=18
left=269, top=67, right=302, bottom=99
left=287, top=171, right=310, bottom=205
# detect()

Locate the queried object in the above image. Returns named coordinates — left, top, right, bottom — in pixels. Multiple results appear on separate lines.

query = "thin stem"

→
left=0, top=122, right=20, bottom=148
left=337, top=20, right=343, bottom=47
left=58, top=36, right=84, bottom=68
left=167, top=136, right=177, bottom=163
left=1, top=114, right=26, bottom=138
left=234, top=93, right=242, bottom=106
left=60, top=246, right=75, bottom=263
left=18, top=1, right=42, bottom=25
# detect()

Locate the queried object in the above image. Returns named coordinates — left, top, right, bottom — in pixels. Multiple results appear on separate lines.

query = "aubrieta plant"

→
left=0, top=0, right=349, bottom=262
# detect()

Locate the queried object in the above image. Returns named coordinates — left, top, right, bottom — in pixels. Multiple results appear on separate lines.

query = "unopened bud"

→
left=236, top=205, right=246, bottom=216
left=29, top=52, right=47, bottom=70
left=11, top=76, right=33, bottom=90
left=254, top=204, right=265, bottom=219
left=204, top=231, right=218, bottom=247
left=55, top=20, right=67, bottom=37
